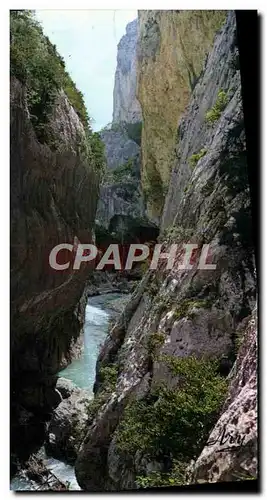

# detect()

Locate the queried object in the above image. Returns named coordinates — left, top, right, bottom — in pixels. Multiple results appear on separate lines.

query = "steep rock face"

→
left=10, top=76, right=100, bottom=459
left=137, top=10, right=226, bottom=221
left=75, top=12, right=257, bottom=491
left=113, top=19, right=142, bottom=124
left=192, top=308, right=257, bottom=482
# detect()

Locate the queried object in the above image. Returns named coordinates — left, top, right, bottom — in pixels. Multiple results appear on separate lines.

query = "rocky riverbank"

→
left=11, top=292, right=131, bottom=490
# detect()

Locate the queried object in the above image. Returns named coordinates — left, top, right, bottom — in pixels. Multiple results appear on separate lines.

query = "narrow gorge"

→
left=10, top=9, right=258, bottom=491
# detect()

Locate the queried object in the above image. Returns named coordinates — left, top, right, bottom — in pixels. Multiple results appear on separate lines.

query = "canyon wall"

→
left=75, top=11, right=257, bottom=490
left=10, top=12, right=104, bottom=462
left=136, top=10, right=226, bottom=221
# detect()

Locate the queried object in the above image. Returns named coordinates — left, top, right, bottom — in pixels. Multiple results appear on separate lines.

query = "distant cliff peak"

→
left=112, top=18, right=142, bottom=124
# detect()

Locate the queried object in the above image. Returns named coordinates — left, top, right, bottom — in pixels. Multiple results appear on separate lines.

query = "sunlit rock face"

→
left=136, top=10, right=226, bottom=221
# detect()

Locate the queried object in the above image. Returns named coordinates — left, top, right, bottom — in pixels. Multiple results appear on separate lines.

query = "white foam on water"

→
left=85, top=303, right=109, bottom=326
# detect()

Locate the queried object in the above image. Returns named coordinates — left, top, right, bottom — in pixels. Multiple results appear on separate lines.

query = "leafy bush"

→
left=189, top=148, right=207, bottom=168
left=63, top=75, right=91, bottom=128
left=114, top=356, right=228, bottom=462
left=98, top=365, right=118, bottom=390
left=205, top=90, right=229, bottom=124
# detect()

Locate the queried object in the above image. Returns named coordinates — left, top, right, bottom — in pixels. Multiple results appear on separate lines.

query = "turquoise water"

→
left=59, top=293, right=128, bottom=391
left=11, top=292, right=129, bottom=490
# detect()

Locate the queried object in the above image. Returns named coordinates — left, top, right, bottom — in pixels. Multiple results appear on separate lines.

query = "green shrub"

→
left=154, top=295, right=172, bottom=316
left=101, top=121, right=142, bottom=147
left=114, top=356, right=228, bottom=462
left=98, top=365, right=118, bottom=390
left=234, top=326, right=246, bottom=354
left=189, top=148, right=207, bottom=168
left=205, top=90, right=229, bottom=124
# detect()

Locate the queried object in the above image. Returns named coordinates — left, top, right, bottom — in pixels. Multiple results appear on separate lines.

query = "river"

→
left=10, top=292, right=130, bottom=491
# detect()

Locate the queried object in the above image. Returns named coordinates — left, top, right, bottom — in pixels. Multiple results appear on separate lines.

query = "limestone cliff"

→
left=10, top=11, right=104, bottom=464
left=136, top=10, right=226, bottom=221
left=113, top=19, right=142, bottom=124
left=75, top=12, right=257, bottom=490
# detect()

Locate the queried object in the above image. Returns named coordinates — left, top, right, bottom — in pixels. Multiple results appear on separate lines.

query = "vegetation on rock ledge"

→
left=189, top=148, right=207, bottom=168
left=114, top=356, right=228, bottom=487
left=205, top=90, right=229, bottom=124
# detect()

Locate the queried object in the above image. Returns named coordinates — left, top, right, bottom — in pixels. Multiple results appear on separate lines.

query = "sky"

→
left=35, top=10, right=137, bottom=131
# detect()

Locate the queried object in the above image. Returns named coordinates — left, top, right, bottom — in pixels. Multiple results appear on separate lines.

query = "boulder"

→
left=45, top=389, right=91, bottom=464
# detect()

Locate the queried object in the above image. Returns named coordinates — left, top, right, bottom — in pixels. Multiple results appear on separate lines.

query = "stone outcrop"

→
left=113, top=19, right=142, bottom=124
left=75, top=12, right=257, bottom=491
left=10, top=75, right=100, bottom=460
left=136, top=10, right=226, bottom=221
